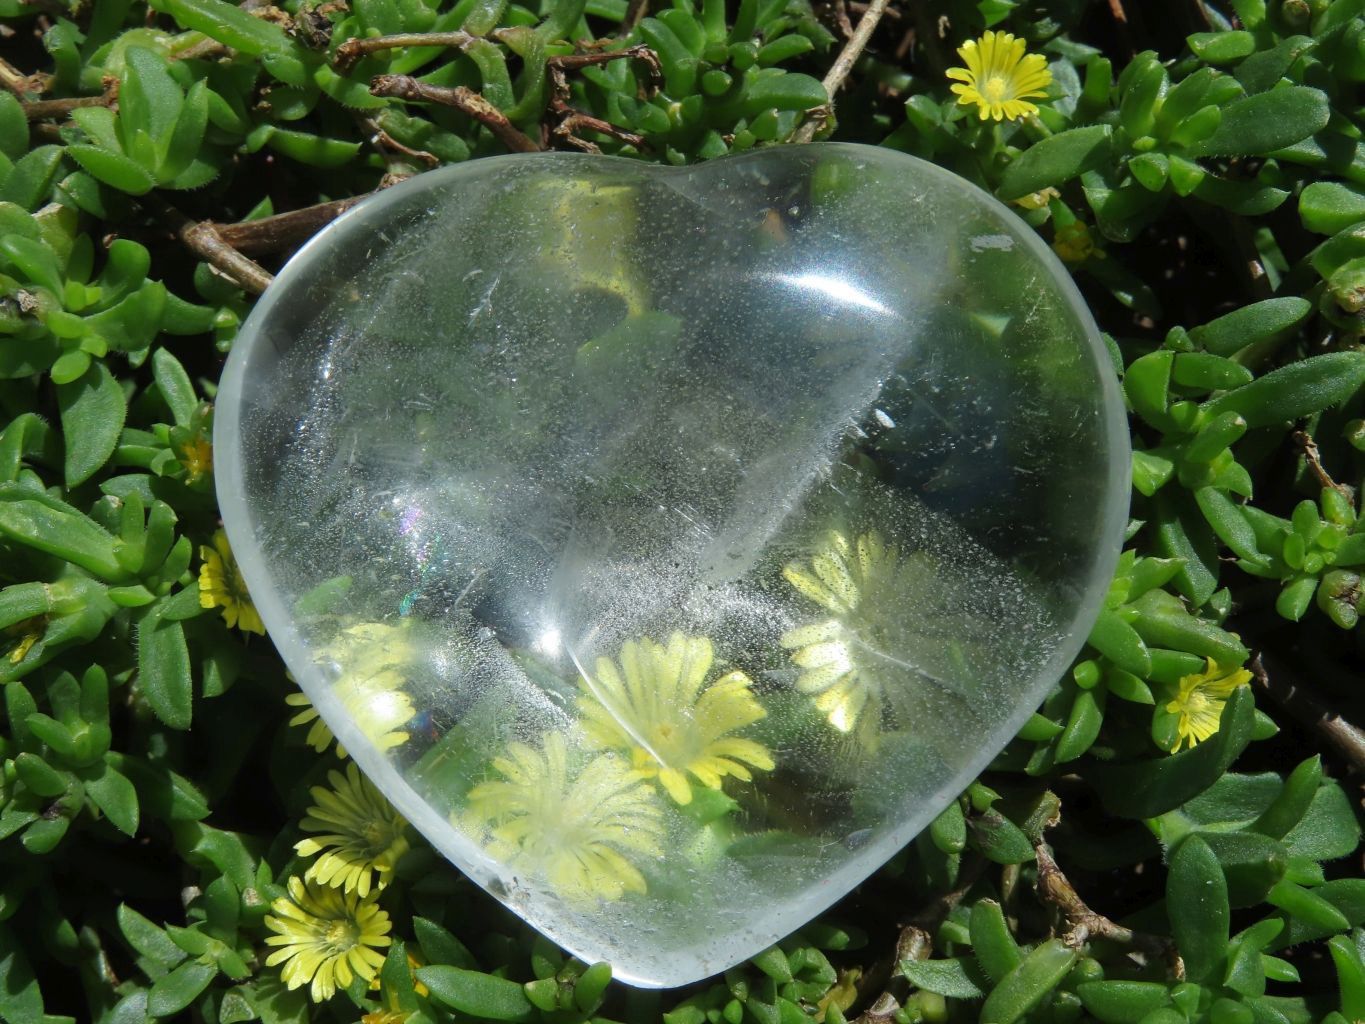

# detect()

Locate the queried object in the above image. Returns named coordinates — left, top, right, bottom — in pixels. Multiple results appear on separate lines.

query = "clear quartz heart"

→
left=216, top=143, right=1128, bottom=987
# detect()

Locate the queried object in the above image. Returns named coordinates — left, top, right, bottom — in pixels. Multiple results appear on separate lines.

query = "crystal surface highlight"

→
left=215, top=143, right=1130, bottom=987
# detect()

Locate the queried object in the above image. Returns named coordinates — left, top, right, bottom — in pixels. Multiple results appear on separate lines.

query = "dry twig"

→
left=22, top=89, right=116, bottom=122
left=215, top=195, right=372, bottom=255
left=143, top=195, right=275, bottom=295
left=790, top=0, right=892, bottom=143
left=1252, top=653, right=1365, bottom=773
left=1034, top=843, right=1184, bottom=975
left=547, top=44, right=661, bottom=90
left=334, top=31, right=476, bottom=73
left=544, top=46, right=659, bottom=150
left=548, top=99, right=647, bottom=151
left=1293, top=430, right=1354, bottom=504
left=1, top=57, right=51, bottom=98
left=172, top=37, right=229, bottom=61
left=850, top=926, right=932, bottom=1024
left=356, top=113, right=440, bottom=168
left=369, top=74, right=542, bottom=153
left=623, top=0, right=651, bottom=33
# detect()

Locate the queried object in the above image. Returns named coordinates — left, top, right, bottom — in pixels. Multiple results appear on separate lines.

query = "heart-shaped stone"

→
left=216, top=143, right=1128, bottom=987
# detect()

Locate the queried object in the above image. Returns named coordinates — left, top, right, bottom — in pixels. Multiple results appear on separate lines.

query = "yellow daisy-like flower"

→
left=946, top=30, right=1052, bottom=122
left=295, top=763, right=409, bottom=898
left=1166, top=658, right=1253, bottom=751
left=467, top=731, right=664, bottom=902
left=781, top=529, right=927, bottom=736
left=199, top=528, right=265, bottom=634
left=311, top=622, right=418, bottom=756
left=576, top=633, right=774, bottom=806
left=263, top=875, right=392, bottom=1003
left=286, top=690, right=337, bottom=754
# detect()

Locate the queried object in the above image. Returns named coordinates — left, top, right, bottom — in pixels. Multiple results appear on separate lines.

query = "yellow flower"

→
left=263, top=875, right=392, bottom=1003
left=1052, top=222, right=1105, bottom=264
left=1012, top=186, right=1061, bottom=211
left=178, top=435, right=213, bottom=484
left=817, top=967, right=863, bottom=1023
left=5, top=616, right=44, bottom=665
left=946, top=30, right=1052, bottom=122
left=781, top=529, right=929, bottom=736
left=311, top=622, right=418, bottom=756
left=295, top=763, right=409, bottom=897
left=286, top=690, right=337, bottom=754
left=577, top=633, right=774, bottom=805
left=1166, top=658, right=1253, bottom=751
left=368, top=950, right=429, bottom=999
left=198, top=529, right=265, bottom=634
left=467, top=731, right=664, bottom=902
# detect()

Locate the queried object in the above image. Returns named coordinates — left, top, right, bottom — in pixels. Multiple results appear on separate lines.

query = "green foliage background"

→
left=1, top=0, right=1365, bottom=1020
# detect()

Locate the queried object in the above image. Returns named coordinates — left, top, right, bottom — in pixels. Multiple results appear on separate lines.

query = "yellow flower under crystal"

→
left=467, top=731, right=664, bottom=902
left=782, top=529, right=926, bottom=736
left=946, top=31, right=1052, bottom=122
left=286, top=690, right=337, bottom=754
left=264, top=875, right=392, bottom=1003
left=198, top=528, right=265, bottom=634
left=1166, top=658, right=1252, bottom=751
left=295, top=763, right=409, bottom=897
left=577, top=633, right=774, bottom=805
left=311, top=623, right=418, bottom=756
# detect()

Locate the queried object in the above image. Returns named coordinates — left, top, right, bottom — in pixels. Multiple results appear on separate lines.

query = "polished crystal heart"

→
left=216, top=143, right=1128, bottom=987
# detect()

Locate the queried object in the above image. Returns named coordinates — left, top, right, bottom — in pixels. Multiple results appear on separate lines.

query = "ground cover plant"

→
left=2, top=0, right=1365, bottom=1020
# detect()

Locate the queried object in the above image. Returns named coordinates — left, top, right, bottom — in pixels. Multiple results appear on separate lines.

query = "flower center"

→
left=324, top=918, right=360, bottom=953
left=981, top=75, right=1011, bottom=102
left=1180, top=688, right=1214, bottom=716
left=647, top=719, right=695, bottom=766
left=361, top=819, right=398, bottom=855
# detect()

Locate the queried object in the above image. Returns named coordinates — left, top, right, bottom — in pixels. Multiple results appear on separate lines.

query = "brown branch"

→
left=623, top=0, right=651, bottom=33
left=1293, top=430, right=1354, bottom=505
left=22, top=91, right=115, bottom=121
left=905, top=856, right=984, bottom=931
left=172, top=37, right=229, bottom=61
left=334, top=31, right=475, bottom=73
left=142, top=195, right=275, bottom=295
left=215, top=195, right=371, bottom=255
left=836, top=858, right=981, bottom=1024
left=827, top=0, right=856, bottom=38
left=1, top=57, right=51, bottom=98
left=356, top=113, right=439, bottom=168
left=547, top=44, right=661, bottom=91
left=1252, top=653, right=1365, bottom=773
left=849, top=1, right=900, bottom=18
left=548, top=99, right=647, bottom=151
left=1034, top=843, right=1184, bottom=975
left=790, top=0, right=891, bottom=143
left=542, top=46, right=659, bottom=151
left=850, top=926, right=932, bottom=1024
left=369, top=74, right=542, bottom=153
